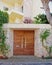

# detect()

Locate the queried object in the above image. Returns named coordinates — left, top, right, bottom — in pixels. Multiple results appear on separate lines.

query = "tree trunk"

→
left=41, top=0, right=52, bottom=25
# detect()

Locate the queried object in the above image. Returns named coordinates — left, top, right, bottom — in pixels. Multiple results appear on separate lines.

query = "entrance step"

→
left=10, top=56, right=38, bottom=59
left=9, top=56, right=42, bottom=62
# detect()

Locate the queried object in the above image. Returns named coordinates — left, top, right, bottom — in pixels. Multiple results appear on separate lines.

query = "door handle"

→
left=21, top=37, right=23, bottom=48
left=24, top=38, right=26, bottom=48
left=21, top=37, right=26, bottom=48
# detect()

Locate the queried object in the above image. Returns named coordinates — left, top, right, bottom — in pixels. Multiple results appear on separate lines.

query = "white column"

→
left=6, top=29, right=13, bottom=57
left=35, top=29, right=43, bottom=57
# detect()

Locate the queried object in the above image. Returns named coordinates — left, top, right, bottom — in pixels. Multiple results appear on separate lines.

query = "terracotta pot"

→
left=0, top=56, right=8, bottom=59
left=0, top=56, right=4, bottom=59
left=3, top=56, right=8, bottom=59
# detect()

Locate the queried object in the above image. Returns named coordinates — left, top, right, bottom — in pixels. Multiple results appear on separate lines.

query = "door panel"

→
left=23, top=31, right=34, bottom=55
left=13, top=30, right=24, bottom=55
left=13, top=30, right=34, bottom=55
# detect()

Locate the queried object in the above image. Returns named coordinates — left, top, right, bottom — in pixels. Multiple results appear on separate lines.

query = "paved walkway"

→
left=0, top=62, right=52, bottom=65
left=0, top=56, right=52, bottom=65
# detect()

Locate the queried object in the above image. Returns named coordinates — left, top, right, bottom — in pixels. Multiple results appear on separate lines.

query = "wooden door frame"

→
left=13, top=30, right=35, bottom=56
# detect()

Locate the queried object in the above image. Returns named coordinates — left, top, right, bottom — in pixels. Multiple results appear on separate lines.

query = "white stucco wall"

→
left=5, top=29, right=13, bottom=57
left=32, top=0, right=45, bottom=17
left=23, top=0, right=46, bottom=26
left=35, top=29, right=43, bottom=57
left=35, top=29, right=48, bottom=57
left=3, top=24, right=52, bottom=57
left=36, top=28, right=52, bottom=57
left=23, top=0, right=45, bottom=18
left=0, top=0, right=45, bottom=18
left=5, top=28, right=49, bottom=57
left=23, top=0, right=33, bottom=18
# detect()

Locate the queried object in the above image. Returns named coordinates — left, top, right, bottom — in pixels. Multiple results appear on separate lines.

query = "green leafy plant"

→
left=0, top=27, right=10, bottom=57
left=33, top=14, right=49, bottom=24
left=0, top=10, right=9, bottom=58
left=40, top=29, right=50, bottom=41
left=0, top=10, right=9, bottom=26
left=40, top=29, right=52, bottom=58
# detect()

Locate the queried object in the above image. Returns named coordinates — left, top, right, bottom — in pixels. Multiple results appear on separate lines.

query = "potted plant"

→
left=23, top=17, right=33, bottom=24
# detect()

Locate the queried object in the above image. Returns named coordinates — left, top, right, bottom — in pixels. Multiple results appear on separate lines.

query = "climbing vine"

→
left=40, top=29, right=52, bottom=58
left=0, top=10, right=9, bottom=57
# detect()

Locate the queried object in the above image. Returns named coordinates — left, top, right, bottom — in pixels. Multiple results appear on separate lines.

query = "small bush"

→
left=0, top=10, right=9, bottom=26
left=33, top=14, right=49, bottom=24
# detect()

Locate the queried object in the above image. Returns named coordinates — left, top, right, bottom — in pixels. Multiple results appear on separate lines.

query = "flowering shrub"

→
left=23, top=17, right=33, bottom=24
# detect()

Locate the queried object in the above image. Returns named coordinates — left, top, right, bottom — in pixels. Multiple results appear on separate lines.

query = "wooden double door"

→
left=13, top=30, right=34, bottom=55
